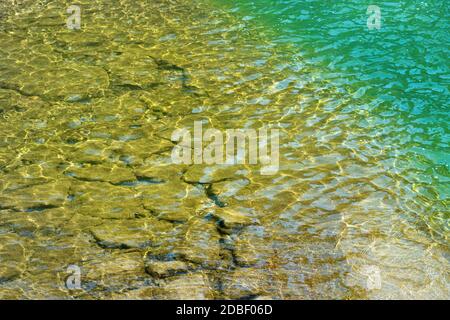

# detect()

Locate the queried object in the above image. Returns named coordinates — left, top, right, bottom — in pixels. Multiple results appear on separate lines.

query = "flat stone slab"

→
left=212, top=207, right=257, bottom=234
left=0, top=234, right=27, bottom=283
left=65, top=164, right=136, bottom=185
left=89, top=218, right=172, bottom=249
left=69, top=181, right=148, bottom=219
left=234, top=225, right=270, bottom=267
left=82, top=251, right=146, bottom=291
left=221, top=268, right=272, bottom=299
left=0, top=180, right=70, bottom=212
left=141, top=182, right=208, bottom=223
left=145, top=260, right=190, bottom=278
left=148, top=217, right=223, bottom=269
left=153, top=273, right=214, bottom=299
left=1, top=59, right=109, bottom=101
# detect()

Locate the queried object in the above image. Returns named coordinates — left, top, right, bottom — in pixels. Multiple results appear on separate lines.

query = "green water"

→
left=0, top=0, right=448, bottom=299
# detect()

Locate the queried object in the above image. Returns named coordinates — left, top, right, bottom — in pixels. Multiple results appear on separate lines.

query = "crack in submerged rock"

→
left=205, top=184, right=227, bottom=208
left=149, top=56, right=207, bottom=96
left=24, top=204, right=60, bottom=212
left=181, top=175, right=235, bottom=185
left=0, top=203, right=62, bottom=213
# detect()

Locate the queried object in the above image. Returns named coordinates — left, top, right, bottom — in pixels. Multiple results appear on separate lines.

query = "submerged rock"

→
left=134, top=164, right=186, bottom=182
left=138, top=87, right=203, bottom=117
left=111, top=273, right=214, bottom=300
left=0, top=234, right=27, bottom=283
left=0, top=287, right=24, bottom=299
left=82, top=251, right=145, bottom=290
left=234, top=226, right=270, bottom=267
left=108, top=136, right=174, bottom=164
left=145, top=260, right=190, bottom=278
left=69, top=181, right=148, bottom=219
left=183, top=165, right=248, bottom=184
left=0, top=179, right=70, bottom=212
left=153, top=273, right=214, bottom=299
left=69, top=140, right=113, bottom=165
left=208, top=178, right=250, bottom=207
left=221, top=268, right=272, bottom=299
left=0, top=88, right=47, bottom=114
left=141, top=182, right=208, bottom=223
left=174, top=218, right=223, bottom=268
left=0, top=208, right=71, bottom=238
left=212, top=207, right=256, bottom=234
left=1, top=60, right=109, bottom=101
left=110, top=286, right=157, bottom=300
left=89, top=218, right=172, bottom=249
left=105, top=51, right=161, bottom=90
left=148, top=217, right=223, bottom=269
left=65, top=164, right=135, bottom=185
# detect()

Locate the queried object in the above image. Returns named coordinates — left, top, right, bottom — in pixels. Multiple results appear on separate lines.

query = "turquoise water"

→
left=213, top=0, right=450, bottom=235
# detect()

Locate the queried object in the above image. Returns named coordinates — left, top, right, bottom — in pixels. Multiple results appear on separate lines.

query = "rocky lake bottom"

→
left=0, top=0, right=448, bottom=299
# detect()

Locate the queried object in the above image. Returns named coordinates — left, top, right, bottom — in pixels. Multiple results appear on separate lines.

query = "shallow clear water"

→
left=213, top=0, right=450, bottom=226
left=0, top=0, right=448, bottom=299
